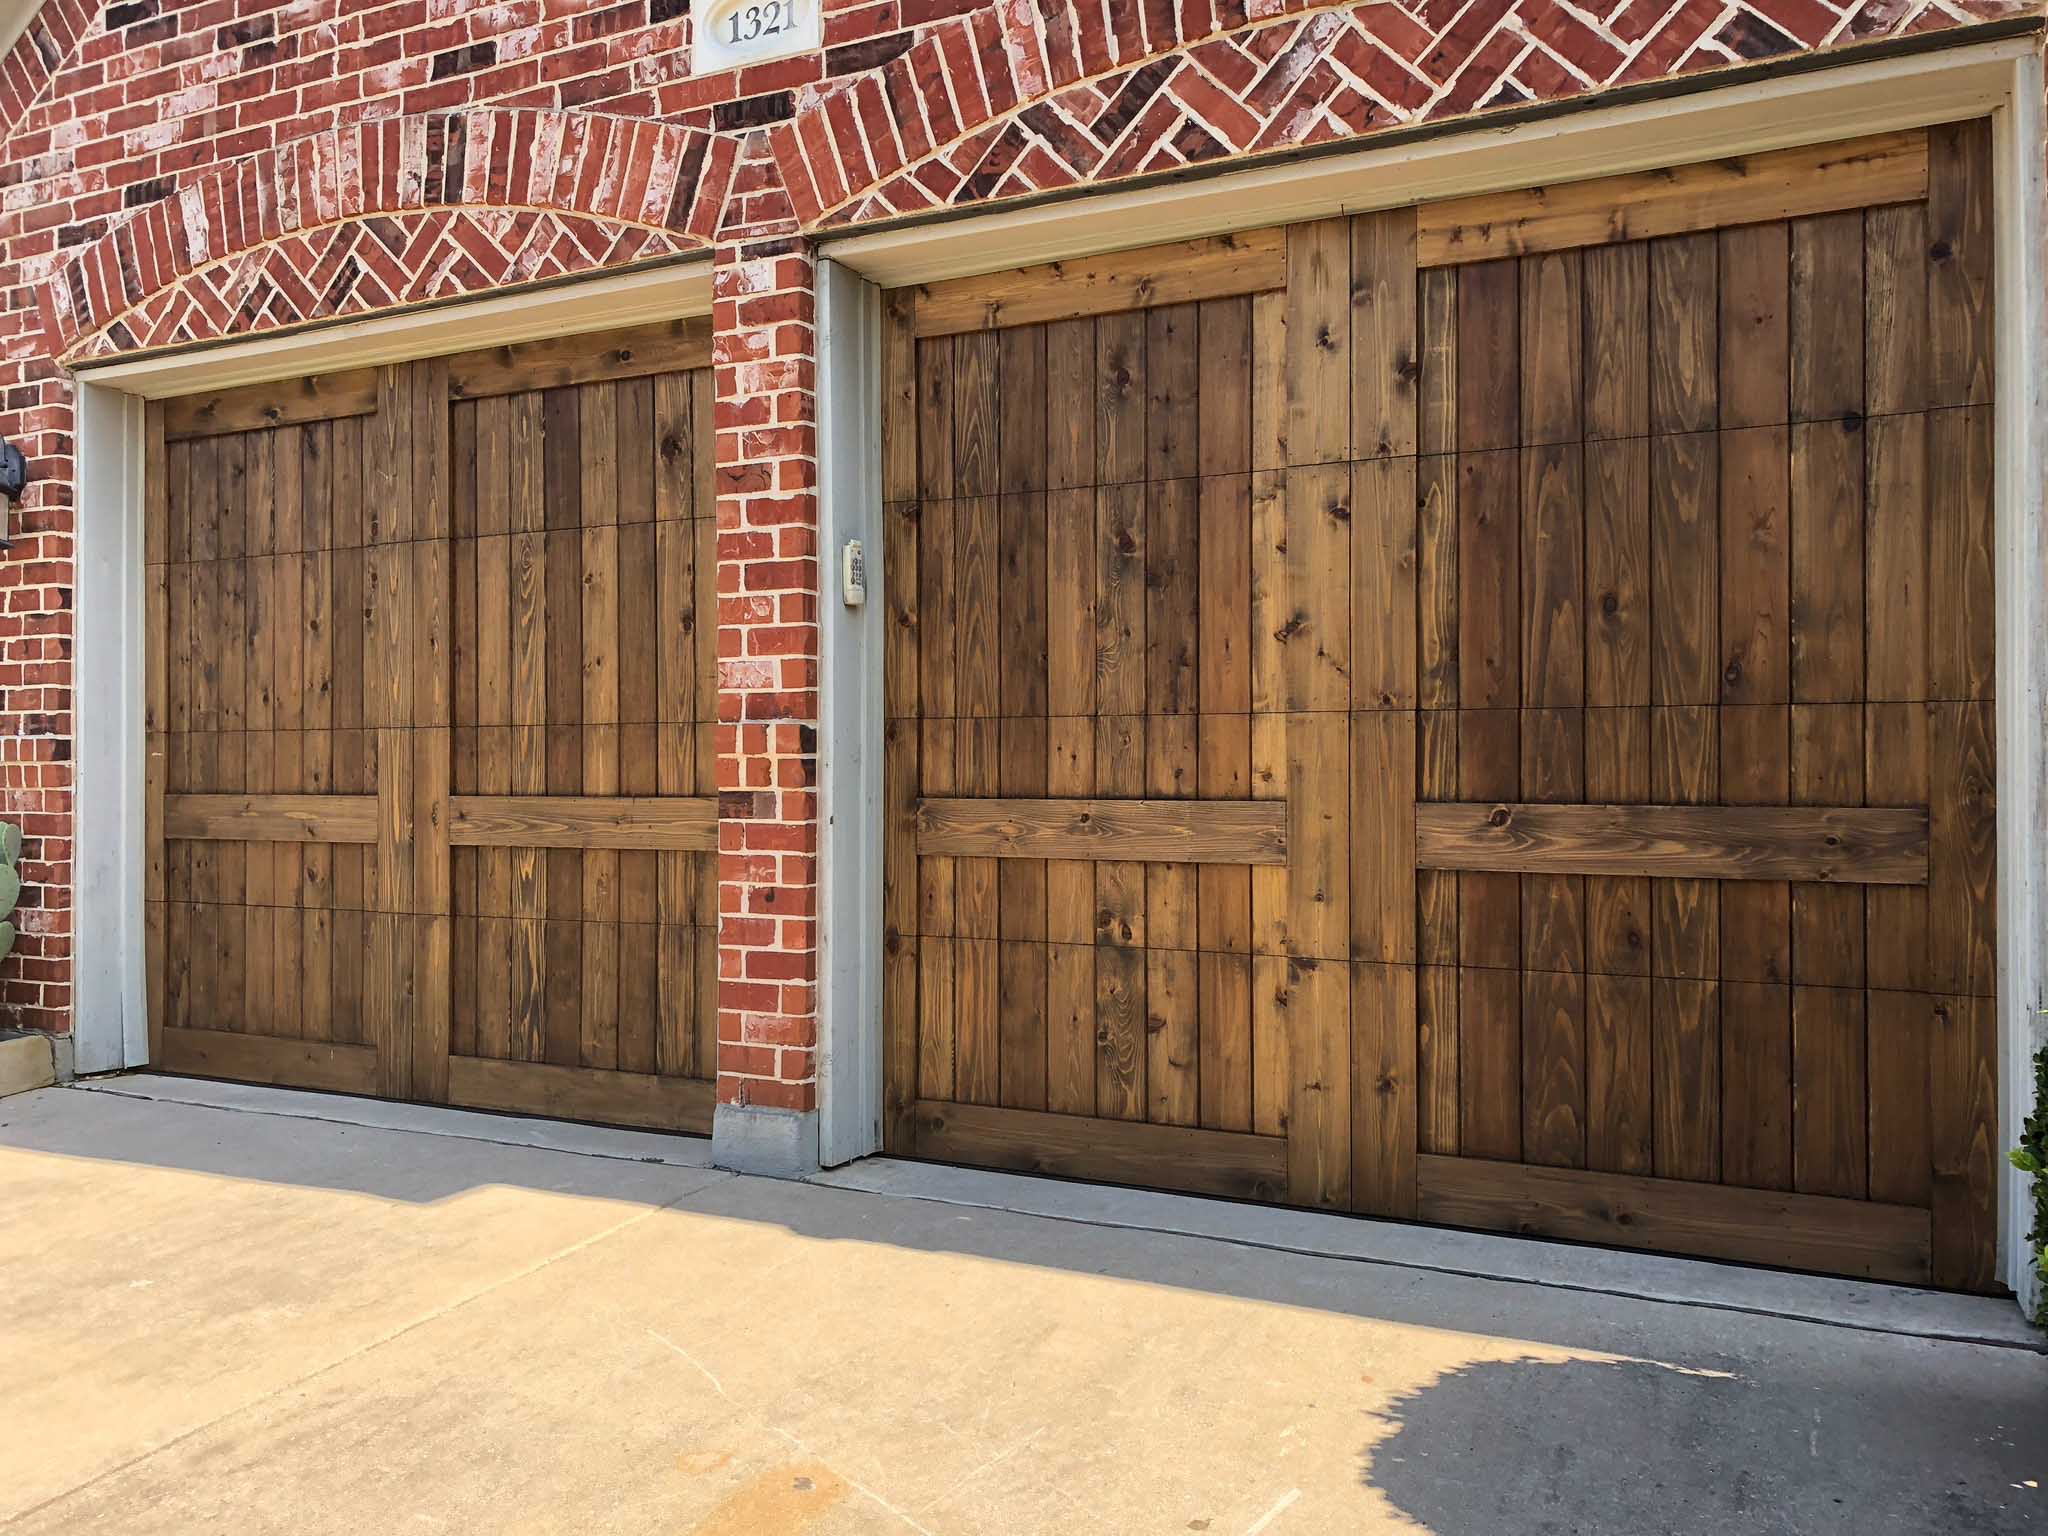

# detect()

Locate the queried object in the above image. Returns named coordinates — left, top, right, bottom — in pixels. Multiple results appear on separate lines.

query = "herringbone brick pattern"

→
left=66, top=209, right=696, bottom=360
left=46, top=109, right=727, bottom=361
left=777, top=0, right=2026, bottom=226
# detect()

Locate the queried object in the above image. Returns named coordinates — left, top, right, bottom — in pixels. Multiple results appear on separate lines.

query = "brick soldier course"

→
left=0, top=0, right=2029, bottom=1123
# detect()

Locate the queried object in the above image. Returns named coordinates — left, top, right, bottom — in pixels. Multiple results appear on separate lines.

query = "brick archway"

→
left=770, top=0, right=2007, bottom=228
left=45, top=108, right=733, bottom=362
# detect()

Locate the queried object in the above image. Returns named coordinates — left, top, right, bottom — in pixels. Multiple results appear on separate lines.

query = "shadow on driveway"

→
left=1364, top=1354, right=2037, bottom=1536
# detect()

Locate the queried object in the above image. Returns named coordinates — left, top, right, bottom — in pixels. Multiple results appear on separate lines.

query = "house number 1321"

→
left=725, top=1, right=789, bottom=43
left=693, top=0, right=816, bottom=72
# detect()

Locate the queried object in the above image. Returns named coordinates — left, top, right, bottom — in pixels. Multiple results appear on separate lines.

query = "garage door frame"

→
left=815, top=36, right=2048, bottom=1302
left=71, top=259, right=714, bottom=1081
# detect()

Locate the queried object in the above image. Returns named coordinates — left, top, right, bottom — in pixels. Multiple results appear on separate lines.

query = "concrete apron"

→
left=2, top=1078, right=2041, bottom=1536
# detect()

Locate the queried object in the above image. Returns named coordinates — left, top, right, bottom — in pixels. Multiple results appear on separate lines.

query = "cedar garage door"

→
left=880, top=125, right=2001, bottom=1289
left=144, top=323, right=723, bottom=1134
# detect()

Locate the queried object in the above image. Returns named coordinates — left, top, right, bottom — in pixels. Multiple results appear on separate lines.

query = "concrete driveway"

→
left=1, top=1078, right=2041, bottom=1535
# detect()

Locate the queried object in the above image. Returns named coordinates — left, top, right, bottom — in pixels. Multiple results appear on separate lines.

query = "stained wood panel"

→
left=447, top=359, right=718, bottom=1125
left=150, top=347, right=719, bottom=1136
left=880, top=128, right=1999, bottom=1290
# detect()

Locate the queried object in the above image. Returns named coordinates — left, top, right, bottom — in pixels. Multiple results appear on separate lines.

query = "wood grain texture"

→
left=164, top=368, right=379, bottom=441
left=913, top=1099, right=1286, bottom=1201
left=160, top=1026, right=377, bottom=1094
left=909, top=229, right=1286, bottom=337
left=872, top=177, right=2000, bottom=1288
left=1417, top=131, right=1928, bottom=266
left=164, top=794, right=380, bottom=843
left=913, top=797, right=1286, bottom=865
left=445, top=319, right=714, bottom=399
left=1416, top=802, right=1927, bottom=883
left=448, top=796, right=719, bottom=850
left=1416, top=1154, right=1930, bottom=1283
left=446, top=1054, right=713, bottom=1134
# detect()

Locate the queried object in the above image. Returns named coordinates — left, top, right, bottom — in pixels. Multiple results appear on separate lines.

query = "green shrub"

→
left=2008, top=1042, right=2048, bottom=1326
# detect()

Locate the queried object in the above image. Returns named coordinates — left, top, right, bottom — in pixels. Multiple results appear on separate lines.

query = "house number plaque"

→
left=692, top=0, right=821, bottom=74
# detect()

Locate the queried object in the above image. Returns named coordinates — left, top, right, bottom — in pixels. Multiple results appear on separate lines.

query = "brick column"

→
left=708, top=132, right=823, bottom=1174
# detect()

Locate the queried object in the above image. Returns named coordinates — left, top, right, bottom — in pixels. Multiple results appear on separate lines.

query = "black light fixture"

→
left=0, top=439, right=27, bottom=551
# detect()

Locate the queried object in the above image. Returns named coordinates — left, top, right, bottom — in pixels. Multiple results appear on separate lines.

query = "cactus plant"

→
left=0, top=821, right=21, bottom=964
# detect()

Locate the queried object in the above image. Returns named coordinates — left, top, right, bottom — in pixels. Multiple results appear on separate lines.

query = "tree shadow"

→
left=1363, top=1354, right=2040, bottom=1536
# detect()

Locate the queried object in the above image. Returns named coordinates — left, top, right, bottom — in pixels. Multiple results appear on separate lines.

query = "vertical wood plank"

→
left=1717, top=221, right=1788, bottom=430
left=1928, top=700, right=1996, bottom=998
left=1586, top=973, right=1652, bottom=1174
left=1281, top=955, right=1349, bottom=1208
left=1790, top=419, right=1865, bottom=704
left=1926, top=118, right=1993, bottom=410
left=1352, top=455, right=1417, bottom=711
left=1584, top=242, right=1648, bottom=442
left=1456, top=259, right=1517, bottom=452
left=1928, top=405, right=1995, bottom=702
left=1865, top=202, right=1929, bottom=418
left=1721, top=980, right=1792, bottom=1190
left=1350, top=709, right=1415, bottom=966
left=1286, top=218, right=1350, bottom=465
left=1649, top=234, right=1717, bottom=435
left=1652, top=978, right=1720, bottom=1182
left=1792, top=984, right=1867, bottom=1198
left=1867, top=988, right=1933, bottom=1208
left=1519, top=249, right=1583, bottom=446
left=1252, top=465, right=1351, bottom=712
left=1417, top=964, right=1459, bottom=1156
left=1456, top=450, right=1518, bottom=712
left=1352, top=207, right=1418, bottom=461
left=1418, top=268, right=1458, bottom=457
left=1789, top=211, right=1864, bottom=422
left=1352, top=961, right=1417, bottom=1215
left=1931, top=993, right=1996, bottom=1290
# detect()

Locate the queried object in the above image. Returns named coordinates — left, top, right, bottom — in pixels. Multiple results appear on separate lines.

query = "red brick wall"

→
left=0, top=0, right=2023, bottom=1113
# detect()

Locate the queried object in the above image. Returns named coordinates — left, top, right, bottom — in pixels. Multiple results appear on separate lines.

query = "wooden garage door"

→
left=143, top=321, right=722, bottom=1134
left=880, top=124, right=2001, bottom=1289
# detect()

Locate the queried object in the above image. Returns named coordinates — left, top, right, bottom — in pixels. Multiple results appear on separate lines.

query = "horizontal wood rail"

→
left=1415, top=1155, right=1931, bottom=1284
left=163, top=367, right=380, bottom=441
left=160, top=1027, right=378, bottom=1095
left=1414, top=803, right=1928, bottom=885
left=448, top=795, right=719, bottom=851
left=447, top=1056, right=713, bottom=1134
left=1416, top=129, right=1928, bottom=267
left=165, top=794, right=380, bottom=844
left=906, top=228, right=1287, bottom=337
left=445, top=318, right=713, bottom=400
left=913, top=1101, right=1287, bottom=1202
left=914, top=798, right=1288, bottom=865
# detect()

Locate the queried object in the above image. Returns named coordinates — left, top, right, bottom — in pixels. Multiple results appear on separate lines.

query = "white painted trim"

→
left=820, top=35, right=2034, bottom=290
left=811, top=38, right=2047, bottom=1305
left=814, top=258, right=885, bottom=1167
left=73, top=258, right=715, bottom=398
left=71, top=382, right=147, bottom=1075
left=1990, top=57, right=2047, bottom=1309
left=67, top=264, right=717, bottom=1079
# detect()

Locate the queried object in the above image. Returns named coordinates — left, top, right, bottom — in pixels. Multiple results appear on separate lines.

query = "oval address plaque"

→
left=692, top=0, right=821, bottom=74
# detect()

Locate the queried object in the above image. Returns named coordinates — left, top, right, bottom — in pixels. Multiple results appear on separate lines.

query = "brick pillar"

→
left=708, top=133, right=823, bottom=1174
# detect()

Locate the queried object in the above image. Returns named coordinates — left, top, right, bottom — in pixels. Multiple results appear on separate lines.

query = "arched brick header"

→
left=45, top=108, right=733, bottom=361
left=771, top=0, right=2023, bottom=228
